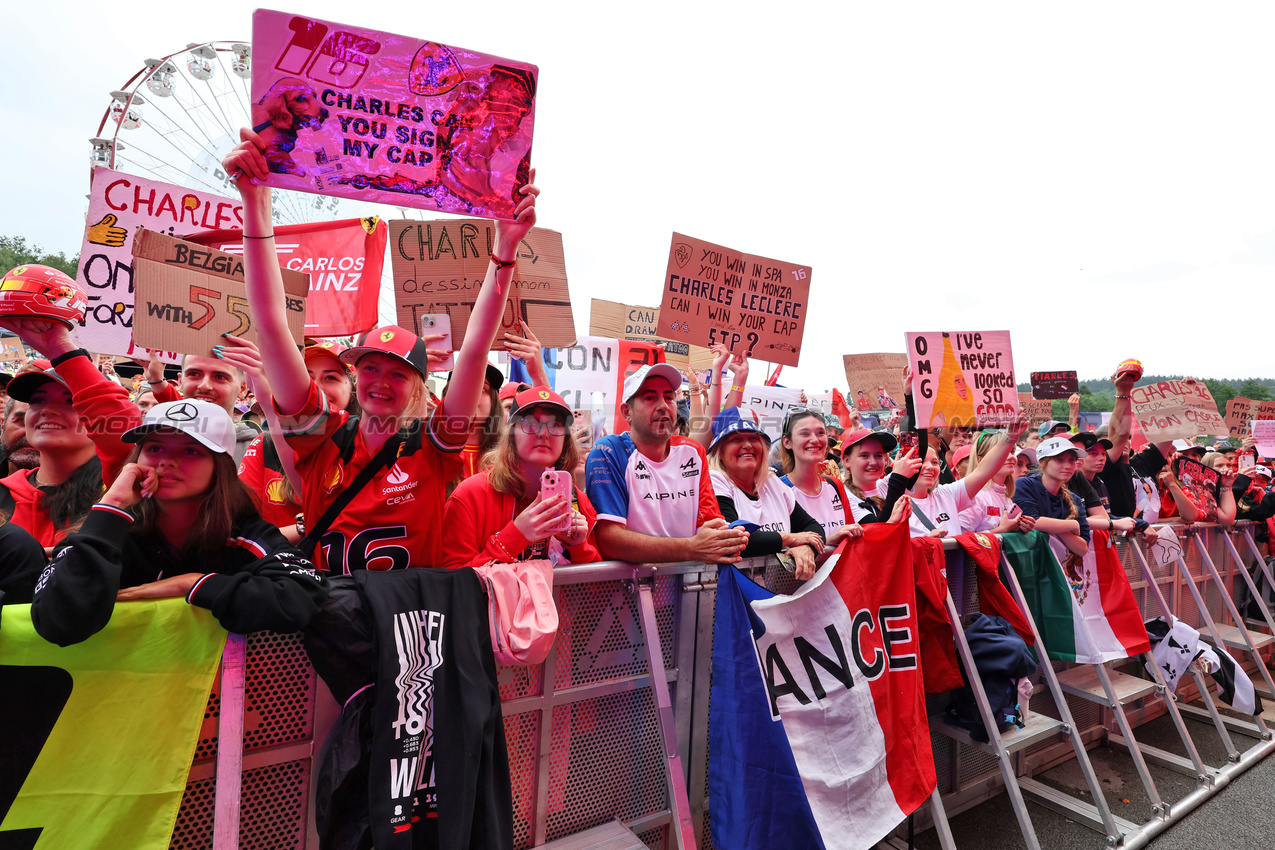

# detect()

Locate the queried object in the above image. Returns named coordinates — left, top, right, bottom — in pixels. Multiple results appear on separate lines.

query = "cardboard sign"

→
left=131, top=229, right=307, bottom=355
left=1253, top=420, right=1275, bottom=458
left=905, top=331, right=1017, bottom=429
left=842, top=353, right=907, bottom=412
left=739, top=385, right=804, bottom=440
left=1018, top=393, right=1053, bottom=424
left=1030, top=370, right=1078, bottom=400
left=250, top=10, right=537, bottom=221
left=75, top=167, right=244, bottom=360
left=0, top=335, right=26, bottom=366
left=187, top=217, right=387, bottom=337
left=1176, top=458, right=1220, bottom=523
left=657, top=233, right=811, bottom=367
left=588, top=299, right=715, bottom=371
left=389, top=219, right=573, bottom=351
left=1130, top=379, right=1226, bottom=442
left=1225, top=397, right=1275, bottom=441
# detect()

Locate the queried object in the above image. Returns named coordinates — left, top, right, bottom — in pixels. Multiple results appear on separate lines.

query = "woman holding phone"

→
left=443, top=388, right=597, bottom=568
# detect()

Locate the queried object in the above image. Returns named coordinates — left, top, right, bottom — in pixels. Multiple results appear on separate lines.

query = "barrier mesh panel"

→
left=504, top=710, right=540, bottom=849
left=637, top=824, right=667, bottom=849
left=555, top=581, right=649, bottom=690
left=544, top=689, right=666, bottom=840
left=243, top=632, right=314, bottom=751
left=239, top=760, right=308, bottom=847
left=169, top=776, right=215, bottom=850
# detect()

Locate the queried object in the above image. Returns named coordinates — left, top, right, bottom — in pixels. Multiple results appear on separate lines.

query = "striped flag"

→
left=709, top=522, right=936, bottom=850
left=1002, top=530, right=1149, bottom=664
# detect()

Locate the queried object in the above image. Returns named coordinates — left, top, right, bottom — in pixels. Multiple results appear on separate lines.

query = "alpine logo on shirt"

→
left=680, top=456, right=699, bottom=479
left=389, top=609, right=445, bottom=822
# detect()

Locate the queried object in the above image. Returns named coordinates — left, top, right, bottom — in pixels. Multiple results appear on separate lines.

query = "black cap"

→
left=1069, top=431, right=1112, bottom=451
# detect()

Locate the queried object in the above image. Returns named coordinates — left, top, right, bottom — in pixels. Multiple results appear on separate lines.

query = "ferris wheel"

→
left=88, top=41, right=429, bottom=328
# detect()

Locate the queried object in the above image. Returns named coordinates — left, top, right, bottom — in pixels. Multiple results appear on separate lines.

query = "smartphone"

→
left=418, top=313, right=453, bottom=371
left=897, top=431, right=919, bottom=455
left=540, top=469, right=573, bottom=533
left=1007, top=503, right=1022, bottom=520
left=571, top=409, right=593, bottom=451
left=1238, top=450, right=1256, bottom=470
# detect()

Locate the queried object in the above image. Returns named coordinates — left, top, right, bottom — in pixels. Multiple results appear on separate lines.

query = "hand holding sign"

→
left=86, top=214, right=128, bottom=248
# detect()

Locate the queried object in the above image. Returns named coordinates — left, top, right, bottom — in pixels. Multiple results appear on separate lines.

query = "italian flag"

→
left=1002, top=530, right=1150, bottom=664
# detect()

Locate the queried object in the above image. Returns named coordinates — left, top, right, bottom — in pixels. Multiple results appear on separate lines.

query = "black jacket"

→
left=303, top=570, right=511, bottom=850
left=31, top=504, right=327, bottom=646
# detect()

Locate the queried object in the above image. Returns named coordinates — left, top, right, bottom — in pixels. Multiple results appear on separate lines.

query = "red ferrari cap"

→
left=510, top=387, right=571, bottom=419
left=339, top=326, right=428, bottom=378
left=304, top=340, right=351, bottom=372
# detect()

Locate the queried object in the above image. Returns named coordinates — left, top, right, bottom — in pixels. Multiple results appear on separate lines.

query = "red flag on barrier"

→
left=189, top=217, right=388, bottom=337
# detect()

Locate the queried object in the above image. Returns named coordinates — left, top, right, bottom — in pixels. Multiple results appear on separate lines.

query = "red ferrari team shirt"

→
left=278, top=381, right=464, bottom=572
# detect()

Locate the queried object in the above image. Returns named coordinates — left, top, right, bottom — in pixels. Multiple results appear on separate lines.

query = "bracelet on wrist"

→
left=1115, top=394, right=1131, bottom=400
left=490, top=252, right=516, bottom=270
left=243, top=233, right=275, bottom=239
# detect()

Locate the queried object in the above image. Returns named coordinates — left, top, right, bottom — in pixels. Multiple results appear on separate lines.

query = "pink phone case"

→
left=540, top=470, right=573, bottom=533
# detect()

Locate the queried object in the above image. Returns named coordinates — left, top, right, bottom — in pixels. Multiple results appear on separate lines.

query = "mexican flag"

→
left=1001, top=530, right=1150, bottom=664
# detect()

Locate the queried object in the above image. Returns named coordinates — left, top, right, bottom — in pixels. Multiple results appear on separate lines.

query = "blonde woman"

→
left=959, top=430, right=1036, bottom=534
left=707, top=407, right=825, bottom=580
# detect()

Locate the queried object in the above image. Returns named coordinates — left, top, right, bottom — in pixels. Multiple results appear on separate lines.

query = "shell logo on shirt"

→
left=322, top=463, right=344, bottom=494
left=266, top=479, right=287, bottom=504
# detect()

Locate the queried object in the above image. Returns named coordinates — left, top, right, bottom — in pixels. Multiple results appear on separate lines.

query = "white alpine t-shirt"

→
left=877, top=477, right=973, bottom=538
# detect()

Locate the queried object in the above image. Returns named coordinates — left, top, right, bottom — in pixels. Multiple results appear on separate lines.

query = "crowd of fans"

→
left=0, top=127, right=1272, bottom=653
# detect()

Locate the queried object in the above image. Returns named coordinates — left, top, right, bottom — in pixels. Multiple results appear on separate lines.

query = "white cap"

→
left=1252, top=466, right=1273, bottom=480
left=622, top=363, right=683, bottom=403
left=1036, top=436, right=1086, bottom=462
left=123, top=399, right=238, bottom=455
left=1172, top=439, right=1206, bottom=453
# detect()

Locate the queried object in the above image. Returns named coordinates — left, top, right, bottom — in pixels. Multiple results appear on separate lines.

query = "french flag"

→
left=710, top=523, right=937, bottom=850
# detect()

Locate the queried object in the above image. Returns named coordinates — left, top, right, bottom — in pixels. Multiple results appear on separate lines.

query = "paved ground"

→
left=909, top=707, right=1275, bottom=850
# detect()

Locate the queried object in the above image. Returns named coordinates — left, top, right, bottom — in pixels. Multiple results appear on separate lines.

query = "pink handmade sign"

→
left=250, top=10, right=537, bottom=220
left=905, top=331, right=1017, bottom=429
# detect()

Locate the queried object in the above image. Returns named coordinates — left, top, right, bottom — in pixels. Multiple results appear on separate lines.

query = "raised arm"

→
left=963, top=417, right=1027, bottom=498
left=223, top=129, right=310, bottom=413
left=438, top=171, right=539, bottom=432
left=1107, top=369, right=1135, bottom=461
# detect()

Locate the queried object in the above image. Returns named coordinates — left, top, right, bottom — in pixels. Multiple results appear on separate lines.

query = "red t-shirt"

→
left=238, top=434, right=301, bottom=529
left=441, top=470, right=601, bottom=569
left=276, top=381, right=464, bottom=572
left=460, top=444, right=483, bottom=480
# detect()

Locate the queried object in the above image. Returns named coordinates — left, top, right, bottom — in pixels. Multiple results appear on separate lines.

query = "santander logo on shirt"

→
left=382, top=462, right=418, bottom=500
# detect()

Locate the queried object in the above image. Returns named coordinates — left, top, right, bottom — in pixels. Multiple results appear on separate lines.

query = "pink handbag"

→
left=474, top=559, right=559, bottom=666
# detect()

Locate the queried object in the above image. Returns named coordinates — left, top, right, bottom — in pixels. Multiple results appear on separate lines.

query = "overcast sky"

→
left=3, top=2, right=1273, bottom=392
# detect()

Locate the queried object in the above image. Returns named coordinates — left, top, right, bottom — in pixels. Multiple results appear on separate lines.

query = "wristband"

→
left=243, top=233, right=275, bottom=239
left=731, top=384, right=745, bottom=393
left=490, top=252, right=516, bottom=270
left=1115, top=394, right=1131, bottom=400
left=51, top=348, right=90, bottom=368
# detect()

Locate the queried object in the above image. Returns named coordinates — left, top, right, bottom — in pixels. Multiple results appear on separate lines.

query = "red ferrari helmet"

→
left=0, top=265, right=88, bottom=329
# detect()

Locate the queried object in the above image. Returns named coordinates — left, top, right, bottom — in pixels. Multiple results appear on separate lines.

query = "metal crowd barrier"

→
left=171, top=522, right=1275, bottom=849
